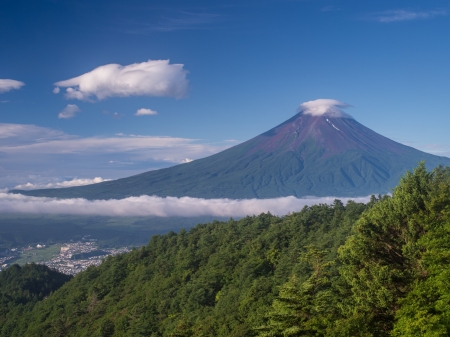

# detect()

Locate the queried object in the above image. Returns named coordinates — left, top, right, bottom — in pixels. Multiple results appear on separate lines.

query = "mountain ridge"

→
left=12, top=105, right=450, bottom=200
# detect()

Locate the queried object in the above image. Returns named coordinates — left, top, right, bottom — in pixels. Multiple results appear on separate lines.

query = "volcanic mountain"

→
left=14, top=99, right=450, bottom=200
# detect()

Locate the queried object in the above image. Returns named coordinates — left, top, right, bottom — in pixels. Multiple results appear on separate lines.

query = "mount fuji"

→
left=13, top=99, right=450, bottom=200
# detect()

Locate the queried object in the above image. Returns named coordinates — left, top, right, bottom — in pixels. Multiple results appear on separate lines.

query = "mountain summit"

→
left=14, top=99, right=450, bottom=199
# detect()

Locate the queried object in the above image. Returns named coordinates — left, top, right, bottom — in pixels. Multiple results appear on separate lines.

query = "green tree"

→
left=100, top=318, right=115, bottom=337
left=335, top=163, right=434, bottom=335
left=392, top=168, right=450, bottom=336
left=257, top=246, right=334, bottom=336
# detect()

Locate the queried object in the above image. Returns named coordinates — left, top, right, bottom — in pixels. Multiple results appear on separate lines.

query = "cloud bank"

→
left=0, top=79, right=25, bottom=93
left=299, top=99, right=353, bottom=118
left=135, top=108, right=158, bottom=116
left=14, top=177, right=111, bottom=190
left=0, top=123, right=73, bottom=145
left=1, top=134, right=213, bottom=156
left=0, top=122, right=231, bottom=189
left=0, top=123, right=225, bottom=159
left=54, top=60, right=189, bottom=101
left=58, top=104, right=80, bottom=119
left=370, top=9, right=446, bottom=23
left=0, top=193, right=371, bottom=217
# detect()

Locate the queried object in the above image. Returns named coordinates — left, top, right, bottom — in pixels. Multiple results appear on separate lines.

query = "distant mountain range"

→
left=13, top=100, right=450, bottom=199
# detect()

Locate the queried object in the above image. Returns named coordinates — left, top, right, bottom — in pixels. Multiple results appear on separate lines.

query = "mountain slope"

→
left=13, top=102, right=450, bottom=200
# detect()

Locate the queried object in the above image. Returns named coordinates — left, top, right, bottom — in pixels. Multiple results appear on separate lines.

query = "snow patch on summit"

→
left=326, top=118, right=341, bottom=131
left=299, top=99, right=353, bottom=118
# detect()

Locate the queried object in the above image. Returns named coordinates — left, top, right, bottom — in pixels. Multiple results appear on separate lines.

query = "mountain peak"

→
left=299, top=98, right=353, bottom=118
left=12, top=100, right=450, bottom=200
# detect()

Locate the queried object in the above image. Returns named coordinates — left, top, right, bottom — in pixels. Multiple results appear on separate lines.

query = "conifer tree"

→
left=257, top=246, right=334, bottom=336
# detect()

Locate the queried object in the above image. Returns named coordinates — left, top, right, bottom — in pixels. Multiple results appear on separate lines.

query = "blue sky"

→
left=1, top=0, right=450, bottom=189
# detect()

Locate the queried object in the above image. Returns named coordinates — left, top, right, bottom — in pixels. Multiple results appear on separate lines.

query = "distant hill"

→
left=13, top=101, right=450, bottom=199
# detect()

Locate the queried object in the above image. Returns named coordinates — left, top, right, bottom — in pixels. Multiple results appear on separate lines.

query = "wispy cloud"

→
left=0, top=130, right=222, bottom=159
left=321, top=6, right=339, bottom=12
left=0, top=79, right=25, bottom=93
left=123, top=11, right=221, bottom=34
left=14, top=177, right=111, bottom=190
left=368, top=9, right=446, bottom=23
left=54, top=59, right=189, bottom=101
left=0, top=123, right=73, bottom=145
left=416, top=144, right=450, bottom=158
left=0, top=193, right=371, bottom=217
left=0, top=123, right=230, bottom=189
left=388, top=135, right=450, bottom=159
left=157, top=11, right=220, bottom=32
left=112, top=112, right=123, bottom=119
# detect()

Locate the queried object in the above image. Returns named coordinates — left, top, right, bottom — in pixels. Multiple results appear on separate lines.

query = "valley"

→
left=0, top=240, right=129, bottom=275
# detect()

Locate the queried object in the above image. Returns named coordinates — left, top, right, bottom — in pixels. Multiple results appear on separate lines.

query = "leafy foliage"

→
left=257, top=246, right=335, bottom=336
left=0, top=264, right=71, bottom=336
left=258, top=164, right=450, bottom=337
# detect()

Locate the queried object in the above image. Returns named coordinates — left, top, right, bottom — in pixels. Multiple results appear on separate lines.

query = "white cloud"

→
left=53, top=87, right=60, bottom=94
left=0, top=132, right=217, bottom=157
left=0, top=122, right=229, bottom=190
left=0, top=123, right=72, bottom=145
left=0, top=193, right=371, bottom=217
left=135, top=108, right=158, bottom=116
left=370, top=9, right=446, bottom=23
left=14, top=177, right=111, bottom=190
left=299, top=99, right=353, bottom=118
left=0, top=79, right=25, bottom=93
left=413, top=144, right=450, bottom=158
left=58, top=104, right=81, bottom=119
left=54, top=60, right=189, bottom=101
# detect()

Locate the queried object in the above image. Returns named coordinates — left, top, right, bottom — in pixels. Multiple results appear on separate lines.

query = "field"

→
left=10, top=244, right=61, bottom=265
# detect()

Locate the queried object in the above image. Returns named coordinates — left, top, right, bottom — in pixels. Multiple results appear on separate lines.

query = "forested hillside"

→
left=0, top=195, right=367, bottom=336
left=1, top=163, right=450, bottom=336
left=0, top=264, right=72, bottom=335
